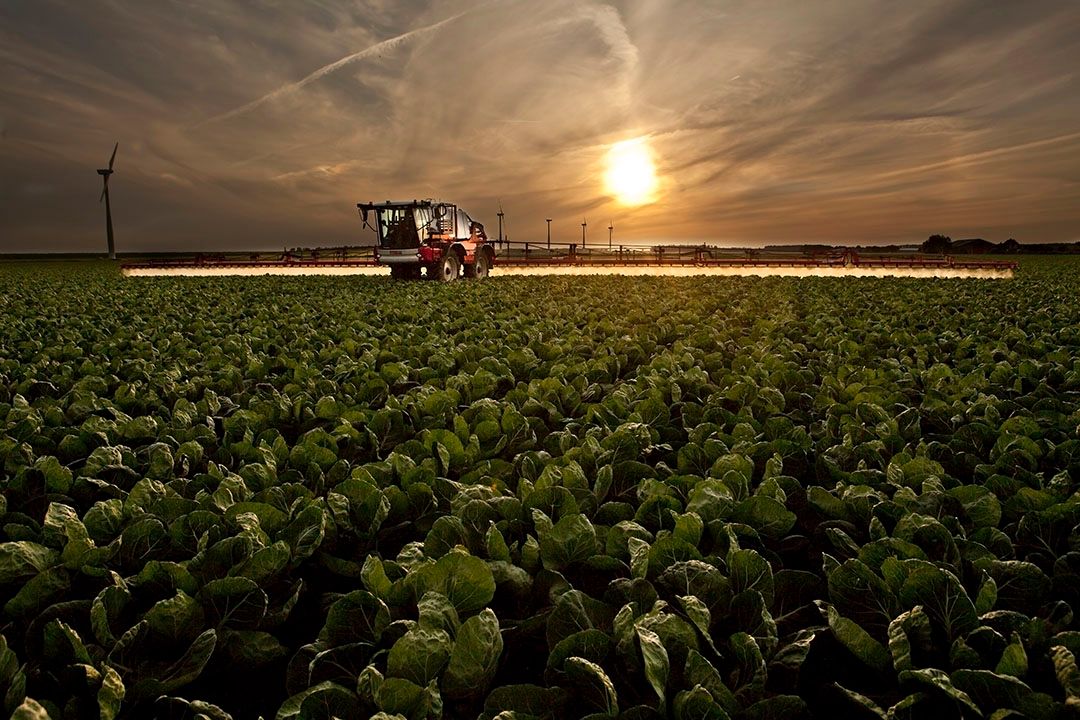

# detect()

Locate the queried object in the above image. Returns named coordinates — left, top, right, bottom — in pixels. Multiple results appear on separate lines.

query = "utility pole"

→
left=581, top=219, right=587, bottom=249
left=546, top=218, right=552, bottom=250
left=608, top=221, right=613, bottom=251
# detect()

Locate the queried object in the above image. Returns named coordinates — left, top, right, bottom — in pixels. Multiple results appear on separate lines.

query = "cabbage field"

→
left=2, top=259, right=1079, bottom=720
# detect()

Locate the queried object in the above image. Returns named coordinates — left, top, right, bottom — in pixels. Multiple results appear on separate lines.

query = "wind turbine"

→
left=98, top=143, right=118, bottom=259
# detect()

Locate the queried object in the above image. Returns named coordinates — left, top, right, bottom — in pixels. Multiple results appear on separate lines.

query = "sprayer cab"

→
left=358, top=199, right=495, bottom=281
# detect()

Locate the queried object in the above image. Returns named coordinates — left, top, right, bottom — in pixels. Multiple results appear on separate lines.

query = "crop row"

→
left=1, top=261, right=1079, bottom=719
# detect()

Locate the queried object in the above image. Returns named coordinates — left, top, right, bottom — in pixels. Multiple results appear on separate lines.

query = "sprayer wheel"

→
left=435, top=253, right=460, bottom=282
left=472, top=252, right=490, bottom=279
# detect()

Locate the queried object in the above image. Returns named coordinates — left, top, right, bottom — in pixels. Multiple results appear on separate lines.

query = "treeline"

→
left=921, top=234, right=1080, bottom=254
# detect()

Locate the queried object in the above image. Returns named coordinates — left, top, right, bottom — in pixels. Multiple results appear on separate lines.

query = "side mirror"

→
left=434, top=204, right=447, bottom=218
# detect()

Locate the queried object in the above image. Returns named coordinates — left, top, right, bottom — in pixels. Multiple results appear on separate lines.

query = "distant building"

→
left=952, top=238, right=997, bottom=254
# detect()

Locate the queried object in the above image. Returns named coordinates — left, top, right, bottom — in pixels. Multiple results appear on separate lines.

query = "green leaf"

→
left=125, top=627, right=218, bottom=700
left=280, top=504, right=326, bottom=565
left=974, top=573, right=997, bottom=615
left=277, top=681, right=349, bottom=720
left=4, top=566, right=70, bottom=620
left=678, top=595, right=720, bottom=656
left=898, top=668, right=980, bottom=716
left=356, top=664, right=383, bottom=707
left=297, top=682, right=362, bottom=719
left=728, top=632, right=766, bottom=694
left=827, top=683, right=885, bottom=719
left=486, top=525, right=511, bottom=562
left=387, top=626, right=452, bottom=685
left=84, top=500, right=124, bottom=544
left=10, top=697, right=51, bottom=720
left=728, top=549, right=774, bottom=607
left=980, top=560, right=1051, bottom=614
left=414, top=551, right=496, bottom=613
left=97, top=666, right=124, bottom=720
left=319, top=591, right=390, bottom=646
left=686, top=480, right=735, bottom=523
left=628, top=537, right=650, bottom=579
left=737, top=695, right=809, bottom=720
left=156, top=697, right=232, bottom=720
left=899, top=566, right=977, bottom=641
left=995, top=633, right=1027, bottom=678
left=547, top=630, right=613, bottom=680
left=442, top=608, right=503, bottom=700
left=231, top=540, right=290, bottom=584
left=417, top=591, right=460, bottom=635
left=361, top=555, right=393, bottom=600
left=0, top=542, right=57, bottom=585
left=683, top=649, right=737, bottom=715
left=888, top=606, right=932, bottom=673
left=144, top=590, right=205, bottom=644
left=950, top=669, right=1034, bottom=713
left=767, top=630, right=816, bottom=699
left=537, top=513, right=596, bottom=570
left=482, top=684, right=566, bottom=718
left=637, top=626, right=670, bottom=709
left=43, top=620, right=92, bottom=665
left=378, top=677, right=442, bottom=719
left=673, top=512, right=704, bottom=547
left=546, top=590, right=614, bottom=650
left=827, top=558, right=898, bottom=635
left=43, top=503, right=94, bottom=569
left=199, top=576, right=268, bottom=628
left=1051, top=645, right=1080, bottom=708
left=219, top=630, right=288, bottom=668
left=672, top=686, right=731, bottom=720
left=947, top=486, right=1001, bottom=529
left=825, top=603, right=891, bottom=674
left=733, top=496, right=796, bottom=540
left=565, top=657, right=618, bottom=716
left=647, top=537, right=704, bottom=579
left=424, top=515, right=469, bottom=559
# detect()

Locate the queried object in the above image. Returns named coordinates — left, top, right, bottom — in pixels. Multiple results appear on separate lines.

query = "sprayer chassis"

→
left=358, top=199, right=495, bottom=282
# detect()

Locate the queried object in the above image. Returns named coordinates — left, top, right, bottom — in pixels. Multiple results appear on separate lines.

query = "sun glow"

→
left=604, top=137, right=658, bottom=206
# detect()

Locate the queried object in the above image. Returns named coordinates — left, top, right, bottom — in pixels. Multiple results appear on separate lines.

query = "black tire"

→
left=434, top=253, right=460, bottom=282
left=472, top=251, right=491, bottom=279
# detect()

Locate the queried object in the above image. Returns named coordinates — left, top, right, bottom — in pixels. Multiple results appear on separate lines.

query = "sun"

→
left=604, top=137, right=659, bottom=206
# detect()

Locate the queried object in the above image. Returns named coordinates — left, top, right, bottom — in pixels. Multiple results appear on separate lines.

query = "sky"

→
left=1, top=0, right=1079, bottom=252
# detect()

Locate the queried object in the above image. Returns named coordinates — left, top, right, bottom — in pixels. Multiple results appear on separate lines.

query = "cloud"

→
left=194, top=8, right=478, bottom=127
left=0, top=0, right=1078, bottom=251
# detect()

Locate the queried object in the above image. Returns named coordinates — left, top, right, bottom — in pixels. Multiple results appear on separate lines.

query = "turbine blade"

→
left=100, top=176, right=108, bottom=203
left=108, top=142, right=118, bottom=170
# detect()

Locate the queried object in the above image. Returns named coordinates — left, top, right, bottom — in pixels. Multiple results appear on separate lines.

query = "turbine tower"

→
left=98, top=143, right=118, bottom=259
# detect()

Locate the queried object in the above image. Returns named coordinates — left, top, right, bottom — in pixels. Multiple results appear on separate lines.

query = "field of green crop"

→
left=2, top=259, right=1079, bottom=720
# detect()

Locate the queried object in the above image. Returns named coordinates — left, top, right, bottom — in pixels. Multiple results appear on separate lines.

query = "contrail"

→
left=194, top=11, right=471, bottom=127
left=555, top=3, right=638, bottom=109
